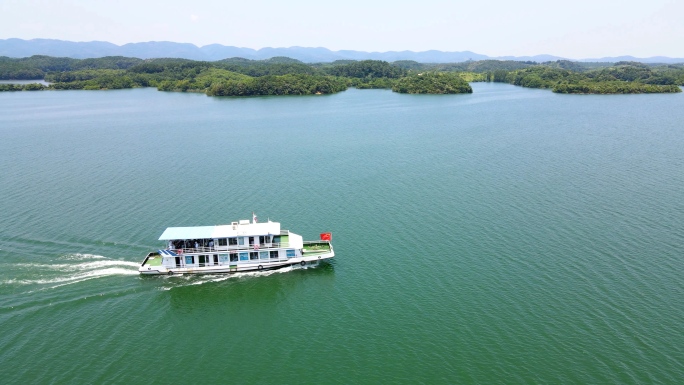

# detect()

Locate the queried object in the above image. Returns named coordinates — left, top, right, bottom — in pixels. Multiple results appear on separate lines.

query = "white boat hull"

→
left=139, top=250, right=334, bottom=275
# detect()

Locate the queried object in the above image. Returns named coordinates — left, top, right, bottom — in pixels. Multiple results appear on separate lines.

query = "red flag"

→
left=320, top=232, right=332, bottom=241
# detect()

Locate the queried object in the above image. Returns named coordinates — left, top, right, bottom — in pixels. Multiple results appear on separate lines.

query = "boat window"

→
left=270, top=250, right=279, bottom=259
left=249, top=251, right=259, bottom=260
left=230, top=252, right=238, bottom=262
left=198, top=255, right=207, bottom=267
left=229, top=237, right=237, bottom=246
left=238, top=237, right=245, bottom=246
left=249, top=237, right=255, bottom=246
left=259, top=251, right=268, bottom=260
left=213, top=254, right=218, bottom=264
left=273, top=236, right=280, bottom=244
left=239, top=252, right=248, bottom=261
left=286, top=249, right=295, bottom=258
left=218, top=238, right=227, bottom=247
left=185, top=255, right=194, bottom=265
left=259, top=235, right=271, bottom=244
left=219, top=254, right=229, bottom=264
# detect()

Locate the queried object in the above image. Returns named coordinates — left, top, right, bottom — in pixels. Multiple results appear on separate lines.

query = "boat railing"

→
left=302, top=240, right=332, bottom=252
left=303, top=240, right=331, bottom=245
left=167, top=242, right=293, bottom=254
left=165, top=240, right=330, bottom=255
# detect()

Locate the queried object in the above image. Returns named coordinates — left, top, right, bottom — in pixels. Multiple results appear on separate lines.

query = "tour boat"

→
left=139, top=215, right=334, bottom=275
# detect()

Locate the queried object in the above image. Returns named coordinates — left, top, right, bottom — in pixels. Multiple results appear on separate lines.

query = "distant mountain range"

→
left=2, top=38, right=683, bottom=64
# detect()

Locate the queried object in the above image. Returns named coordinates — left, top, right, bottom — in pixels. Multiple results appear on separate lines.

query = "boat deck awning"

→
left=159, top=226, right=214, bottom=240
left=158, top=221, right=281, bottom=240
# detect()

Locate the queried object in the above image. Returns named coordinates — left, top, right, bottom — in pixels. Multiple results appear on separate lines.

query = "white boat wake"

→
left=3, top=254, right=140, bottom=290
left=57, top=253, right=106, bottom=261
left=12, top=260, right=140, bottom=272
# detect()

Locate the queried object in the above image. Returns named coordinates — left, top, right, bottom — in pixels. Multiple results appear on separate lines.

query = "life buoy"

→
left=300, top=261, right=306, bottom=266
left=168, top=271, right=174, bottom=275
left=258, top=265, right=263, bottom=271
left=177, top=249, right=183, bottom=255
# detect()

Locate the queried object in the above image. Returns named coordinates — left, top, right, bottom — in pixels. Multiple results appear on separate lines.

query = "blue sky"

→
left=2, top=0, right=682, bottom=58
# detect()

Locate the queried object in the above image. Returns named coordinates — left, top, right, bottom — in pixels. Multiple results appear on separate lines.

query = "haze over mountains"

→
left=2, top=38, right=683, bottom=64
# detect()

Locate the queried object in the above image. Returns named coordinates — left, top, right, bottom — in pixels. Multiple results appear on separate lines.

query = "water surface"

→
left=1, top=84, right=683, bottom=383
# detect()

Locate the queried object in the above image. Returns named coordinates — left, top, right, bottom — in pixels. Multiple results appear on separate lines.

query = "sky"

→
left=1, top=0, right=683, bottom=59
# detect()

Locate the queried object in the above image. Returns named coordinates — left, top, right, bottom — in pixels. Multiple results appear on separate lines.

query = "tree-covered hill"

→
left=0, top=55, right=142, bottom=79
left=489, top=64, right=683, bottom=94
left=392, top=72, right=473, bottom=94
left=2, top=55, right=683, bottom=95
left=206, top=74, right=348, bottom=96
left=321, top=60, right=406, bottom=79
left=215, top=57, right=316, bottom=77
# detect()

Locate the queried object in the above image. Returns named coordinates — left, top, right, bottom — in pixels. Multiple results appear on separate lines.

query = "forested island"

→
left=1, top=55, right=683, bottom=95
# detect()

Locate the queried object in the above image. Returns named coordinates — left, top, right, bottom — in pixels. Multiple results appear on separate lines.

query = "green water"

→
left=1, top=84, right=683, bottom=384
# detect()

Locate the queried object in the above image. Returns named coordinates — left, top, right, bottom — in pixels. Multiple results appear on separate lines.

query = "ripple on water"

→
left=1, top=85, right=684, bottom=383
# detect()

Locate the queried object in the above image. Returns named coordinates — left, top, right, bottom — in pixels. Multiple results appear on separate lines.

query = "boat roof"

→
left=158, top=221, right=281, bottom=240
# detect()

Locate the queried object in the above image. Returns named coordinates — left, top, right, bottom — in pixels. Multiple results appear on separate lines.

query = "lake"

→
left=1, top=83, right=683, bottom=383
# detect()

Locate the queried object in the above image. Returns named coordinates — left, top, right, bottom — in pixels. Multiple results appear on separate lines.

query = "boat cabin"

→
left=156, top=220, right=304, bottom=269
